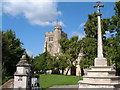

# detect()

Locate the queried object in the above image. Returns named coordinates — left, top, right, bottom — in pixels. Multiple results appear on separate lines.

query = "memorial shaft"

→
left=93, top=1, right=104, bottom=58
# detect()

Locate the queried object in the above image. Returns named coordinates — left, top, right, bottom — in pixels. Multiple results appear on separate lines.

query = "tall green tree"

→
left=84, top=12, right=110, bottom=40
left=105, top=1, right=120, bottom=75
left=33, top=52, right=53, bottom=73
left=79, top=37, right=97, bottom=69
left=59, top=36, right=80, bottom=75
left=2, top=30, right=25, bottom=76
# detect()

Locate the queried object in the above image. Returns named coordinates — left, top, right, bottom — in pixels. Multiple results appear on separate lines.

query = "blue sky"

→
left=2, top=1, right=115, bottom=57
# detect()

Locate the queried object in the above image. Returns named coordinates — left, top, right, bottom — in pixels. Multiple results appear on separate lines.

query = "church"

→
left=43, top=25, right=83, bottom=76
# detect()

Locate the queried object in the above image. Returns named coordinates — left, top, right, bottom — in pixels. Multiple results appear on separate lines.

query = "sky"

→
left=2, top=0, right=116, bottom=57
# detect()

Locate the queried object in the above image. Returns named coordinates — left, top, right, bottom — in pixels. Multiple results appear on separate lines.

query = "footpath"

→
left=46, top=85, right=79, bottom=90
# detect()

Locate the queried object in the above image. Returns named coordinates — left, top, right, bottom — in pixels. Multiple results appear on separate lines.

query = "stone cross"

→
left=93, top=1, right=107, bottom=66
left=93, top=1, right=104, bottom=58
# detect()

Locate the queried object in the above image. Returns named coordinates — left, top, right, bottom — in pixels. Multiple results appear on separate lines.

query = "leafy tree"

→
left=2, top=30, right=25, bottom=76
left=84, top=12, right=110, bottom=40
left=53, top=54, right=68, bottom=75
left=33, top=52, right=53, bottom=73
left=79, top=37, right=97, bottom=69
left=105, top=1, right=120, bottom=75
left=59, top=36, right=80, bottom=75
left=109, top=1, right=120, bottom=35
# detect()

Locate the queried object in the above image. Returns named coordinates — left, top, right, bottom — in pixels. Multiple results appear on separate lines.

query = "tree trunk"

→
left=66, top=68, right=70, bottom=75
left=81, top=68, right=84, bottom=76
left=62, top=67, right=64, bottom=75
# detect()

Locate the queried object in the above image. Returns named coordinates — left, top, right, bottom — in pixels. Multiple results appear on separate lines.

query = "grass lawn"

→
left=39, top=74, right=83, bottom=89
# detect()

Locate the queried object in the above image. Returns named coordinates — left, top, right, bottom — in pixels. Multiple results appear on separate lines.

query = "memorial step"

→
left=90, top=66, right=114, bottom=71
left=87, top=70, right=115, bottom=76
left=82, top=76, right=120, bottom=83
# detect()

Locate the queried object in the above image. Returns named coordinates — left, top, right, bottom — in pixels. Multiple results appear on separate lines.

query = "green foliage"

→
left=79, top=37, right=97, bottom=69
left=84, top=12, right=110, bottom=39
left=109, top=1, right=120, bottom=34
left=2, top=30, right=25, bottom=76
left=33, top=52, right=53, bottom=71
left=105, top=1, right=120, bottom=75
left=40, top=74, right=82, bottom=89
left=84, top=12, right=98, bottom=38
left=58, top=36, right=80, bottom=75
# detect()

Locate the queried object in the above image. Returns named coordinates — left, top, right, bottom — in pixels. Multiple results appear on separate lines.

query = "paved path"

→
left=46, top=85, right=79, bottom=90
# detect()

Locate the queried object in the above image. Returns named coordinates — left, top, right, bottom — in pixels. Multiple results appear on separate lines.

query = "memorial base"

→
left=95, top=57, right=107, bottom=66
left=79, top=63, right=120, bottom=90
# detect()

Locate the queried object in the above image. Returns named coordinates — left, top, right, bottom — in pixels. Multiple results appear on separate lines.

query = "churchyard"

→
left=1, top=1, right=120, bottom=90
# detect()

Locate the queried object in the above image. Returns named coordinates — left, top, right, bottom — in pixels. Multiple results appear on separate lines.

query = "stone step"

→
left=88, top=70, right=116, bottom=72
left=79, top=82, right=118, bottom=88
left=82, top=76, right=120, bottom=83
left=84, top=76, right=120, bottom=79
left=79, top=81, right=120, bottom=86
left=87, top=70, right=115, bottom=76
left=90, top=66, right=114, bottom=71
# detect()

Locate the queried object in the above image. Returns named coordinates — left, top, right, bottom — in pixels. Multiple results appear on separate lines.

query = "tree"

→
left=59, top=36, right=80, bottom=75
left=33, top=52, right=53, bottom=73
left=84, top=12, right=110, bottom=40
left=105, top=1, right=120, bottom=75
left=2, top=30, right=25, bottom=76
left=79, top=37, right=97, bottom=69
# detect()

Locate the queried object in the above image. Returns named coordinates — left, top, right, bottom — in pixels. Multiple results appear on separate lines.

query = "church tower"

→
left=44, top=26, right=67, bottom=56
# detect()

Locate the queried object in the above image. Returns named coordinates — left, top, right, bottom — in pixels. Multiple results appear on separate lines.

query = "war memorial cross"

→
left=93, top=1, right=107, bottom=66
left=93, top=1, right=104, bottom=58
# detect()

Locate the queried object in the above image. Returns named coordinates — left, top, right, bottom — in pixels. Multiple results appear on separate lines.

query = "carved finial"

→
left=21, top=55, right=26, bottom=59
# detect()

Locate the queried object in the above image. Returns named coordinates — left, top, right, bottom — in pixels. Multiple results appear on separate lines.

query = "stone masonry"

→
left=44, top=26, right=67, bottom=56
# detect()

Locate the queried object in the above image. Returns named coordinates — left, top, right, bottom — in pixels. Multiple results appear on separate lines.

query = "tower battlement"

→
left=54, top=26, right=62, bottom=30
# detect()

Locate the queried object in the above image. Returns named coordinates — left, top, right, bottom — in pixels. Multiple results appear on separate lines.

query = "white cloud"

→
left=79, top=22, right=85, bottom=28
left=26, top=50, right=34, bottom=57
left=3, top=0, right=64, bottom=26
left=69, top=32, right=85, bottom=40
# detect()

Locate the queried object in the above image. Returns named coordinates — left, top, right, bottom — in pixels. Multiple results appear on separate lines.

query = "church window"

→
left=49, top=37, right=53, bottom=41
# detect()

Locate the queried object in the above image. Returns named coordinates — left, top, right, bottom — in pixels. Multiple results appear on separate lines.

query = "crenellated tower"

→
left=44, top=26, right=67, bottom=56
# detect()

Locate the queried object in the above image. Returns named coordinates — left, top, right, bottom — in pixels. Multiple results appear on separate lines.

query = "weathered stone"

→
left=94, top=57, right=107, bottom=66
left=44, top=26, right=67, bottom=56
left=14, top=55, right=31, bottom=89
